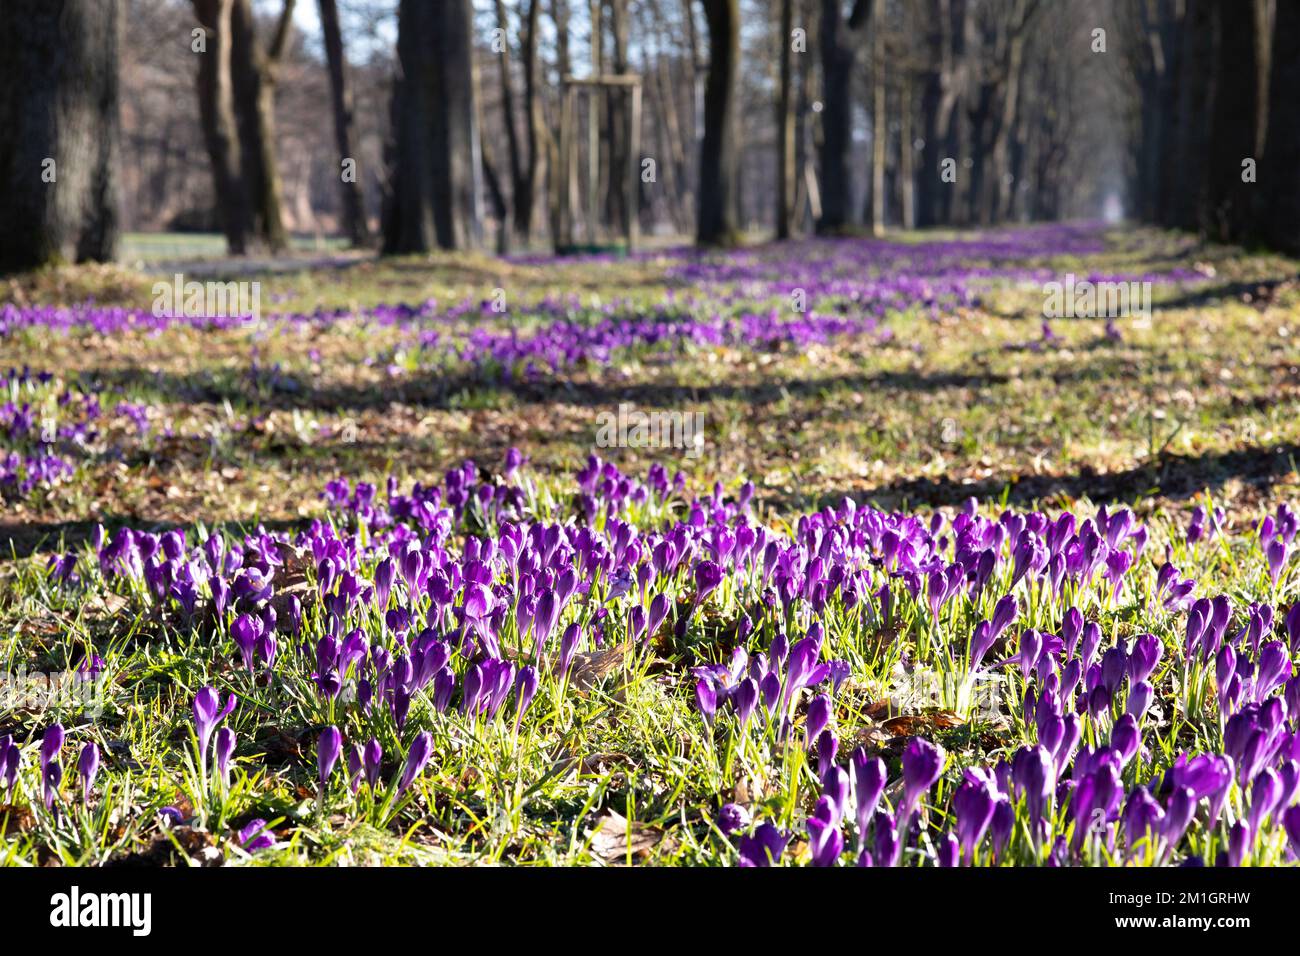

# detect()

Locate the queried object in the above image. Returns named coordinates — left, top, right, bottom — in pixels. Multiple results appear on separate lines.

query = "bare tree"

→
left=1260, top=0, right=1299, bottom=253
left=318, top=0, right=369, bottom=246
left=696, top=0, right=740, bottom=245
left=383, top=0, right=482, bottom=253
left=0, top=0, right=121, bottom=273
left=776, top=0, right=797, bottom=238
left=817, top=0, right=871, bottom=234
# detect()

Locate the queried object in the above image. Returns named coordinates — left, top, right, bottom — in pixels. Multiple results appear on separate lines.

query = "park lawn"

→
left=1, top=223, right=1298, bottom=866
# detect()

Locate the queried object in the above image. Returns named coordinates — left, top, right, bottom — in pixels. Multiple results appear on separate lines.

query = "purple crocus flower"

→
left=40, top=723, right=64, bottom=770
left=237, top=818, right=275, bottom=852
left=346, top=745, right=363, bottom=793
left=363, top=738, right=383, bottom=788
left=694, top=679, right=719, bottom=731
left=990, top=594, right=1019, bottom=641
left=806, top=693, right=832, bottom=747
left=1283, top=804, right=1300, bottom=859
left=717, top=802, right=750, bottom=835
left=969, top=620, right=995, bottom=670
left=691, top=559, right=723, bottom=602
left=1128, top=633, right=1163, bottom=684
left=1011, top=745, right=1056, bottom=840
left=558, top=623, right=582, bottom=677
left=900, top=737, right=944, bottom=826
left=990, top=798, right=1015, bottom=860
left=732, top=677, right=758, bottom=729
left=1285, top=603, right=1300, bottom=654
left=398, top=731, right=433, bottom=794
left=1127, top=681, right=1155, bottom=721
left=231, top=612, right=262, bottom=672
left=851, top=748, right=887, bottom=848
left=317, top=726, right=343, bottom=790
left=936, top=832, right=960, bottom=867
left=0, top=736, right=18, bottom=793
left=817, top=731, right=839, bottom=779
left=215, top=728, right=236, bottom=787
left=193, top=687, right=237, bottom=775
left=953, top=773, right=997, bottom=863
left=77, top=742, right=100, bottom=800
left=514, top=665, right=539, bottom=731
left=42, top=759, right=62, bottom=809
left=1267, top=539, right=1288, bottom=586
left=737, top=822, right=788, bottom=867
left=806, top=798, right=844, bottom=866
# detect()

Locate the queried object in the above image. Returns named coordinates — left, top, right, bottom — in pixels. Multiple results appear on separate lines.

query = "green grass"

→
left=1, top=224, right=1298, bottom=865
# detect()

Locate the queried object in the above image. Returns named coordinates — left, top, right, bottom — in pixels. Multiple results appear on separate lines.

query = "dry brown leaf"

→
left=588, top=811, right=671, bottom=864
left=569, top=643, right=629, bottom=692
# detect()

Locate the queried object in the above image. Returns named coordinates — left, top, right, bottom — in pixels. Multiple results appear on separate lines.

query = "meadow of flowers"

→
left=3, top=224, right=1299, bottom=868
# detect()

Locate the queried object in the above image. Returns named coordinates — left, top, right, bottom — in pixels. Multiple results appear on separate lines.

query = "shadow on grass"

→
left=783, top=441, right=1300, bottom=513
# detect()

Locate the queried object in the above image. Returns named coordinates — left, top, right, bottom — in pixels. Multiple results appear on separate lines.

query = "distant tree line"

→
left=1122, top=0, right=1300, bottom=255
left=0, top=0, right=1296, bottom=273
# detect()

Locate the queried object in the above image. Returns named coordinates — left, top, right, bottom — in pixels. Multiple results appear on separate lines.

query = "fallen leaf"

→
left=588, top=811, right=671, bottom=864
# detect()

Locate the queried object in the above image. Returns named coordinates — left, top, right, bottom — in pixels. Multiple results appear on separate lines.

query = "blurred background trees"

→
left=1, top=0, right=1296, bottom=271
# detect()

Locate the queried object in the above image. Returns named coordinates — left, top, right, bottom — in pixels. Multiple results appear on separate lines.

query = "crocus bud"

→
left=215, top=728, right=237, bottom=787
left=514, top=666, right=539, bottom=731
left=317, top=726, right=343, bottom=790
left=851, top=748, right=887, bottom=848
left=398, top=732, right=433, bottom=794
left=77, top=742, right=100, bottom=799
left=806, top=694, right=832, bottom=747
left=737, top=822, right=788, bottom=867
left=901, top=738, right=944, bottom=825
left=0, top=736, right=17, bottom=792
left=817, top=731, right=839, bottom=779
left=193, top=687, right=237, bottom=768
left=558, top=623, right=582, bottom=677
left=1283, top=804, right=1300, bottom=859
left=732, top=678, right=758, bottom=729
left=43, top=759, right=63, bottom=809
left=364, top=738, right=383, bottom=788
left=695, top=678, right=718, bottom=728
left=807, top=799, right=844, bottom=867
left=40, top=724, right=64, bottom=770
left=1126, top=681, right=1155, bottom=721
left=937, top=832, right=960, bottom=867
left=1128, top=633, right=1163, bottom=685
left=1110, top=714, right=1141, bottom=767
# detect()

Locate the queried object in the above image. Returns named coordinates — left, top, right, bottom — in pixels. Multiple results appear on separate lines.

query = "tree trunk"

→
left=548, top=0, right=572, bottom=244
left=869, top=5, right=885, bottom=236
left=817, top=0, right=872, bottom=233
left=229, top=0, right=294, bottom=253
left=493, top=0, right=523, bottom=251
left=990, top=0, right=1032, bottom=222
left=1260, top=0, right=1300, bottom=253
left=318, top=0, right=369, bottom=246
left=1201, top=0, right=1262, bottom=241
left=696, top=0, right=740, bottom=245
left=776, top=0, right=797, bottom=238
left=899, top=54, right=915, bottom=230
left=1170, top=0, right=1213, bottom=230
left=383, top=0, right=482, bottom=253
left=606, top=0, right=632, bottom=239
left=520, top=0, right=544, bottom=242
left=0, top=0, right=121, bottom=273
